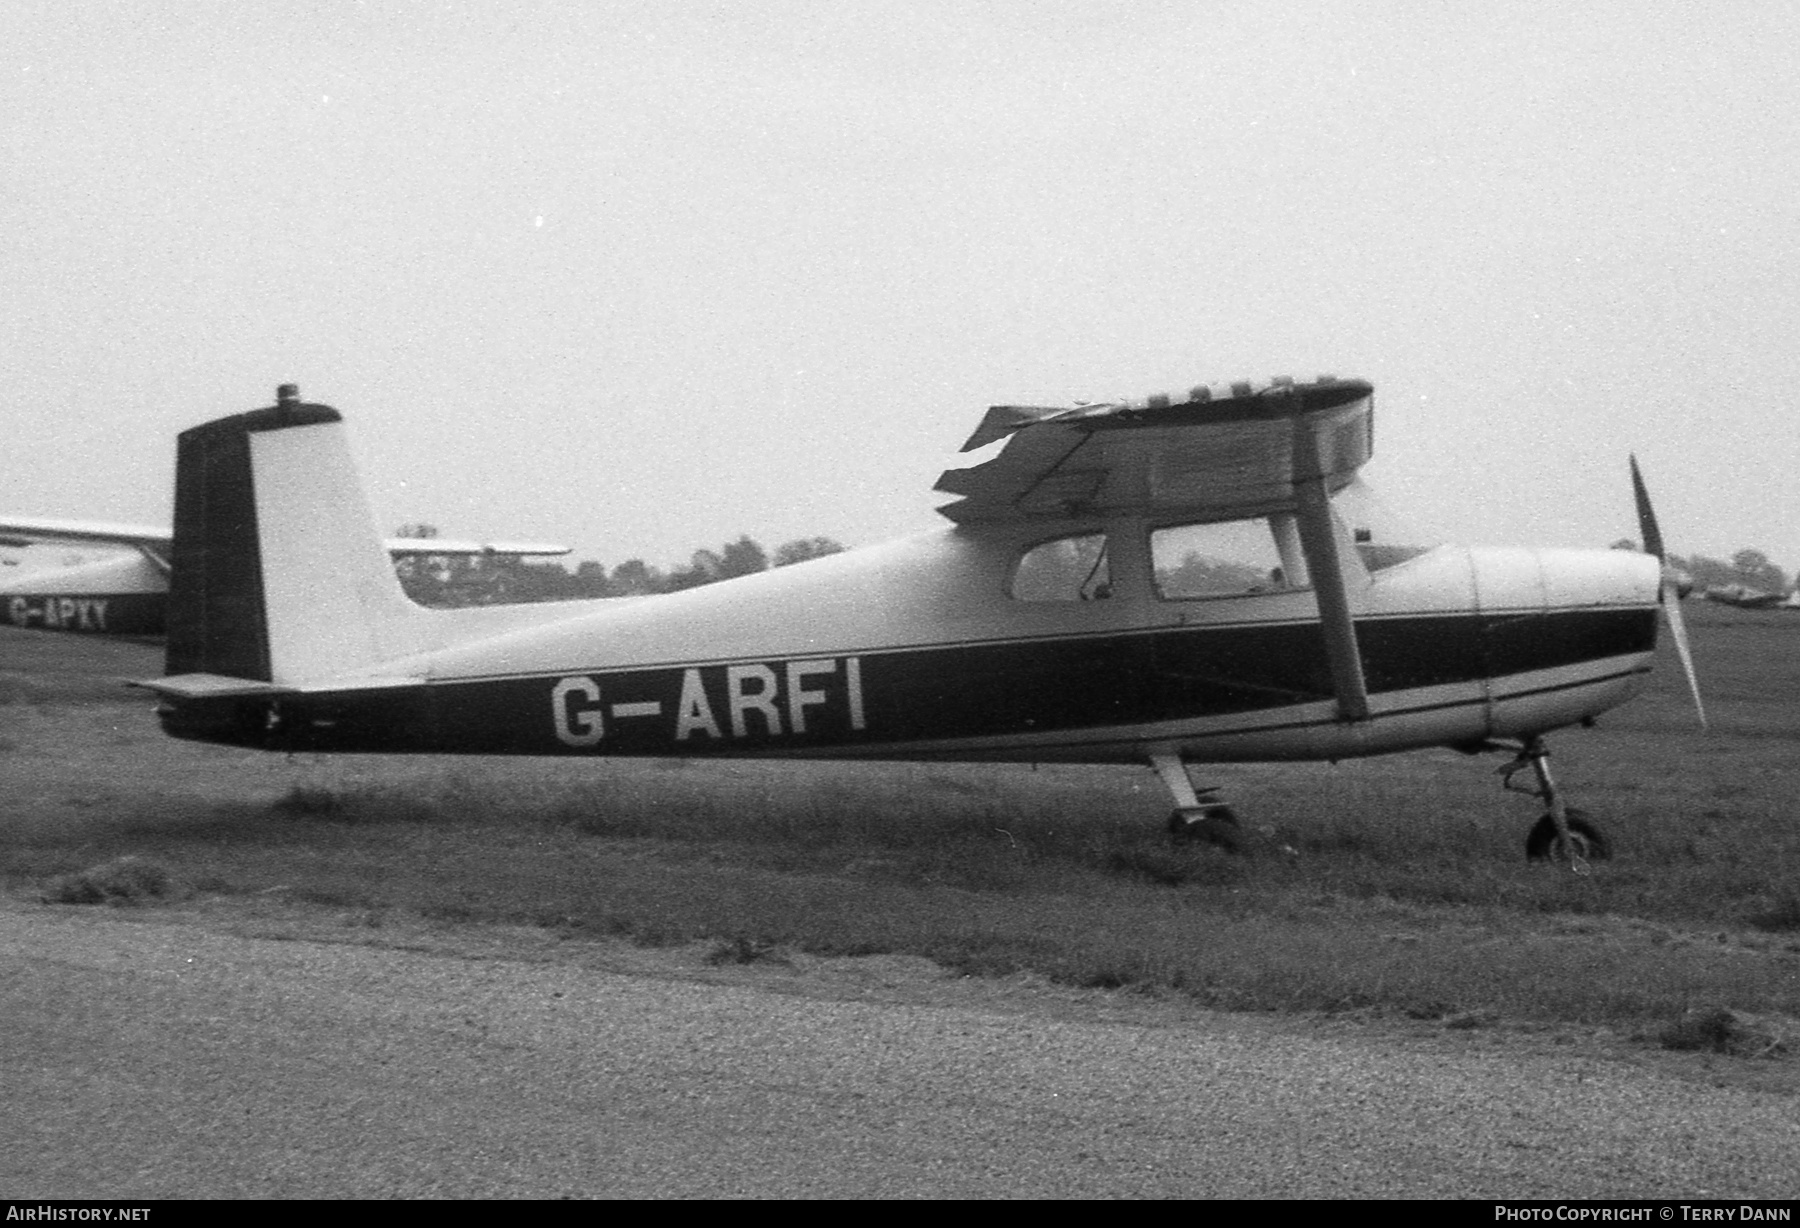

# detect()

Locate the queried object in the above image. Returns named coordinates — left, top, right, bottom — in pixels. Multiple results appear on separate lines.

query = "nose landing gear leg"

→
left=1499, top=735, right=1611, bottom=872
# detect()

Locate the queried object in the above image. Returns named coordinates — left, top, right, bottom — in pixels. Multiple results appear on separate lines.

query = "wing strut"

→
left=1291, top=414, right=1370, bottom=721
left=135, top=543, right=172, bottom=578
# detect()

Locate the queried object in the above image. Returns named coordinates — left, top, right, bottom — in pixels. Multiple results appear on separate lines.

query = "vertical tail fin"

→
left=165, top=386, right=422, bottom=684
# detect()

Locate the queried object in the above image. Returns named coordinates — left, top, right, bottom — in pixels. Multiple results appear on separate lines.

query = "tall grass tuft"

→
left=1747, top=894, right=1800, bottom=933
left=1658, top=1007, right=1791, bottom=1058
left=271, top=786, right=349, bottom=819
left=41, top=855, right=175, bottom=905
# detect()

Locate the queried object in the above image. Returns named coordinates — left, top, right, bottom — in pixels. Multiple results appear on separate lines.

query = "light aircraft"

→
left=137, top=380, right=1704, bottom=866
left=1702, top=583, right=1787, bottom=610
left=1, top=514, right=569, bottom=637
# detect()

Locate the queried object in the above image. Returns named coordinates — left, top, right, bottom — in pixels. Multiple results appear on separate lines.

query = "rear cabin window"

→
left=1012, top=533, right=1112, bottom=602
left=1152, top=519, right=1292, bottom=600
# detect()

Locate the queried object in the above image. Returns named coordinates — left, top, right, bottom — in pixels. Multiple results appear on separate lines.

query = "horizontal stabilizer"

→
left=133, top=673, right=299, bottom=699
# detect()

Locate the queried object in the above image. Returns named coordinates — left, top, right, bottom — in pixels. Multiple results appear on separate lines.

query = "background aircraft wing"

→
left=0, top=516, right=172, bottom=550
left=381, top=538, right=570, bottom=558
left=3, top=517, right=566, bottom=563
left=933, top=376, right=1373, bottom=524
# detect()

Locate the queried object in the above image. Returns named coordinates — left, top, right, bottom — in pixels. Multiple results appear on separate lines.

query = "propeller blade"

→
left=1630, top=454, right=1664, bottom=560
left=1630, top=455, right=1706, bottom=728
left=1661, top=573, right=1707, bottom=729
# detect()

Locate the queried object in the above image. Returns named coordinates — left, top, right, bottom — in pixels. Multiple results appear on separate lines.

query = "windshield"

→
left=1333, top=478, right=1439, bottom=572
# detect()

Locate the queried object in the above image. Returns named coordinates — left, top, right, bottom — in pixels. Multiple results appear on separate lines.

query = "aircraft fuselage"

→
left=155, top=524, right=1660, bottom=765
left=2, top=554, right=166, bottom=635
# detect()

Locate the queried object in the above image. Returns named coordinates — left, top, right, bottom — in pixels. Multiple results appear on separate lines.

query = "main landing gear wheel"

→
left=1167, top=802, right=1242, bottom=851
left=1147, top=748, right=1245, bottom=851
left=1525, top=808, right=1611, bottom=863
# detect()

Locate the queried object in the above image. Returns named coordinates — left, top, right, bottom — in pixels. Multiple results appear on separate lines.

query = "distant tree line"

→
left=1675, top=549, right=1789, bottom=594
left=392, top=525, right=845, bottom=607
left=1613, top=541, right=1790, bottom=594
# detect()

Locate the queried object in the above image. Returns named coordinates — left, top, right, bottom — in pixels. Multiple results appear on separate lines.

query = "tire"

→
left=1525, top=808, right=1611, bottom=862
left=1168, top=805, right=1243, bottom=851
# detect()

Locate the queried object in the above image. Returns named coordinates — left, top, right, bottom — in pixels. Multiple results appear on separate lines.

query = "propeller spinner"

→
left=1630, top=455, right=1707, bottom=729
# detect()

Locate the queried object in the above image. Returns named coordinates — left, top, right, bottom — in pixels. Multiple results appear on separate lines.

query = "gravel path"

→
left=2, top=900, right=1795, bottom=1199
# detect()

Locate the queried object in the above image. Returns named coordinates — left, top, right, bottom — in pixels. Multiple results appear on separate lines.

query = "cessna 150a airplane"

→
left=137, top=380, right=1702, bottom=865
left=1, top=514, right=569, bottom=637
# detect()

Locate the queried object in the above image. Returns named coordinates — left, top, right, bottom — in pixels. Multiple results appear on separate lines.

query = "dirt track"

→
left=3, top=897, right=1795, bottom=1199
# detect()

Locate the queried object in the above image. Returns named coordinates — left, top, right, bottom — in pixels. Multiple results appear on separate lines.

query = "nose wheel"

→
left=1524, top=808, right=1610, bottom=862
left=1499, top=736, right=1611, bottom=871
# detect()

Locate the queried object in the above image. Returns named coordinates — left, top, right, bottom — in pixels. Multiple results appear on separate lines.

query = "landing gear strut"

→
left=1498, top=735, right=1611, bottom=872
left=1148, top=748, right=1242, bottom=851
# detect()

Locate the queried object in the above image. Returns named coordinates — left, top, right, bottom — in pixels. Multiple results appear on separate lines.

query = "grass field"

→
left=3, top=606, right=1797, bottom=1056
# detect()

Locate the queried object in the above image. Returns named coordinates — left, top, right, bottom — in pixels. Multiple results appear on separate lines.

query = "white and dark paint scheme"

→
left=138, top=380, right=1702, bottom=862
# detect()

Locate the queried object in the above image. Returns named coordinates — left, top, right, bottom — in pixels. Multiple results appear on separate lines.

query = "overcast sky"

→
left=5, top=2, right=1797, bottom=572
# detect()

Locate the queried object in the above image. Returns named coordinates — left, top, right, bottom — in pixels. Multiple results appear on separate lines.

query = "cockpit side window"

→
left=1012, top=532, right=1112, bottom=602
left=1152, top=518, right=1295, bottom=600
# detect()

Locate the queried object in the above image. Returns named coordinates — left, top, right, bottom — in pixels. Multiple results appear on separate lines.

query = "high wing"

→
left=935, top=374, right=1376, bottom=721
left=1, top=516, right=568, bottom=561
left=934, top=375, right=1373, bottom=524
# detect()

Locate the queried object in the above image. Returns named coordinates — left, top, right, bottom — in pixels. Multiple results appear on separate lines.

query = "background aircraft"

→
left=1701, top=582, right=1787, bottom=610
left=1, top=514, right=568, bottom=637
left=138, top=381, right=1700, bottom=866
